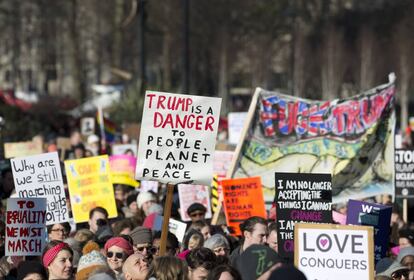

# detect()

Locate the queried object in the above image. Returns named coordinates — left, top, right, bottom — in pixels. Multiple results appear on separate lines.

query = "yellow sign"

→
left=65, top=155, right=117, bottom=223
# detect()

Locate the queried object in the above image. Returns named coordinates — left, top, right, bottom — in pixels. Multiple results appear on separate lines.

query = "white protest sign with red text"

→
left=136, top=91, right=221, bottom=185
left=6, top=198, right=47, bottom=256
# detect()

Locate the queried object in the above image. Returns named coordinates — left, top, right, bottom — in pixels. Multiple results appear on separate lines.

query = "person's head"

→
left=206, top=264, right=242, bottom=280
left=127, top=193, right=139, bottom=214
left=146, top=256, right=188, bottom=280
left=187, top=203, right=207, bottom=223
left=76, top=246, right=108, bottom=280
left=129, top=226, right=155, bottom=256
left=17, top=260, right=47, bottom=280
left=123, top=253, right=149, bottom=280
left=42, top=241, right=73, bottom=280
left=186, top=248, right=216, bottom=280
left=89, top=206, right=109, bottom=233
left=399, top=229, right=414, bottom=248
left=267, top=265, right=306, bottom=280
left=153, top=231, right=180, bottom=257
left=183, top=229, right=205, bottom=251
left=190, top=221, right=211, bottom=241
left=73, top=143, right=86, bottom=159
left=397, top=247, right=414, bottom=273
left=137, top=191, right=156, bottom=216
left=112, top=219, right=134, bottom=236
left=203, top=234, right=230, bottom=257
left=114, top=185, right=129, bottom=203
left=47, top=222, right=71, bottom=241
left=377, top=262, right=410, bottom=280
left=240, top=216, right=268, bottom=249
left=266, top=222, right=278, bottom=252
left=0, top=169, right=14, bottom=196
left=104, top=236, right=134, bottom=274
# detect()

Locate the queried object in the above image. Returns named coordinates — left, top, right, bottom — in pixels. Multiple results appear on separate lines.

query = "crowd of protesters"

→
left=0, top=130, right=413, bottom=280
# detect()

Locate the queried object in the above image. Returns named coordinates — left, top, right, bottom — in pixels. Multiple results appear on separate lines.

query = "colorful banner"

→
left=221, top=177, right=266, bottom=236
left=109, top=155, right=139, bottom=187
left=229, top=79, right=395, bottom=204
left=346, top=199, right=392, bottom=263
left=136, top=91, right=221, bottom=185
left=295, top=223, right=374, bottom=280
left=395, top=150, right=414, bottom=197
left=177, top=184, right=212, bottom=222
left=275, top=172, right=332, bottom=260
left=4, top=141, right=43, bottom=159
left=65, top=155, right=117, bottom=223
left=5, top=198, right=47, bottom=256
left=11, top=152, right=69, bottom=225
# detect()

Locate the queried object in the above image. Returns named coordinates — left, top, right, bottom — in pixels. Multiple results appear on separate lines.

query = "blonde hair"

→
left=146, top=256, right=188, bottom=280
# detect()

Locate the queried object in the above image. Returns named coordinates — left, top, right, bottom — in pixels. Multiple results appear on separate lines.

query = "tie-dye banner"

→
left=229, top=77, right=395, bottom=204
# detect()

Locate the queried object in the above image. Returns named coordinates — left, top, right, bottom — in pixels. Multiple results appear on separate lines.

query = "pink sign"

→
left=109, top=155, right=139, bottom=187
left=178, top=184, right=212, bottom=221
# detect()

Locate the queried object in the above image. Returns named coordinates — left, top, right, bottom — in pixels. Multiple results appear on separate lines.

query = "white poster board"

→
left=5, top=198, right=47, bottom=256
left=169, top=218, right=187, bottom=243
left=140, top=180, right=159, bottom=193
left=295, top=223, right=374, bottom=280
left=112, top=144, right=138, bottom=156
left=136, top=91, right=221, bottom=185
left=178, top=184, right=212, bottom=221
left=228, top=112, right=248, bottom=145
left=11, top=152, right=69, bottom=225
left=81, top=117, right=95, bottom=136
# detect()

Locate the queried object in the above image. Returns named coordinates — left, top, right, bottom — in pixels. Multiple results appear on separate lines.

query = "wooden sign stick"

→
left=159, top=183, right=174, bottom=256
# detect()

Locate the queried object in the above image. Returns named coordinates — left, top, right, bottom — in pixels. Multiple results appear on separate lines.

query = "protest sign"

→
left=4, top=141, right=43, bottom=159
left=213, top=150, right=234, bottom=178
left=135, top=91, right=221, bottom=185
left=177, top=184, right=212, bottom=221
left=81, top=117, right=95, bottom=136
left=109, top=155, right=139, bottom=187
left=228, top=112, right=248, bottom=145
left=228, top=77, right=395, bottom=205
left=65, top=155, right=117, bottom=223
left=11, top=152, right=69, bottom=225
left=295, top=223, right=374, bottom=280
left=5, top=198, right=47, bottom=256
left=346, top=199, right=392, bottom=263
left=112, top=144, right=138, bottom=156
left=221, top=177, right=266, bottom=236
left=140, top=180, right=159, bottom=193
left=152, top=215, right=187, bottom=243
left=275, top=172, right=332, bottom=260
left=333, top=211, right=347, bottom=225
left=395, top=150, right=414, bottom=197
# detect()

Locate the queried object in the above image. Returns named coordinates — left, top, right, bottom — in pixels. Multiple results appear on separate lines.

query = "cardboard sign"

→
left=213, top=150, right=234, bottom=178
left=136, top=91, right=222, bottom=185
left=346, top=200, right=392, bottom=263
left=228, top=112, right=248, bottom=145
left=65, top=155, right=117, bottom=223
left=395, top=150, right=414, bottom=197
left=109, top=155, right=139, bottom=187
left=81, top=117, right=95, bottom=136
left=275, top=172, right=332, bottom=260
left=152, top=215, right=188, bottom=243
left=295, top=223, right=374, bottom=280
left=11, top=152, right=69, bottom=225
left=112, top=144, right=138, bottom=156
left=221, top=177, right=266, bottom=236
left=56, top=137, right=72, bottom=150
left=4, top=141, right=43, bottom=159
left=177, top=184, right=212, bottom=221
left=5, top=198, right=47, bottom=256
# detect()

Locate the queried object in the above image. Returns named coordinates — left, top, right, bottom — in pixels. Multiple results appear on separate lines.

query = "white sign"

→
left=228, top=112, right=248, bottom=145
left=295, top=223, right=374, bottom=280
left=11, top=152, right=69, bottom=225
left=169, top=218, right=187, bottom=243
left=5, top=198, right=47, bottom=256
left=81, top=117, right=95, bottom=136
left=136, top=91, right=221, bottom=185
left=112, top=144, right=138, bottom=156
left=178, top=184, right=212, bottom=221
left=213, top=150, right=234, bottom=178
left=140, top=180, right=159, bottom=193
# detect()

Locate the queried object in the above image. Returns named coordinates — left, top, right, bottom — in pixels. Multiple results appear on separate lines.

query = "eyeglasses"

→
left=51, top=228, right=68, bottom=234
left=135, top=246, right=157, bottom=255
left=107, top=252, right=125, bottom=259
left=392, top=270, right=410, bottom=279
left=190, top=211, right=205, bottom=218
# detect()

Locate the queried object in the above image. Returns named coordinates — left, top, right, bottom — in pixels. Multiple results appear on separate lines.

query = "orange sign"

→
left=221, top=177, right=266, bottom=236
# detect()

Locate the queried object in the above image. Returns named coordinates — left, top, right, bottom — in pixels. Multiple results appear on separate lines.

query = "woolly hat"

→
left=397, top=246, right=414, bottom=263
left=268, top=265, right=307, bottom=280
left=235, top=244, right=283, bottom=280
left=76, top=244, right=108, bottom=280
left=137, top=191, right=156, bottom=209
left=377, top=261, right=409, bottom=278
left=186, top=203, right=207, bottom=215
left=104, top=237, right=134, bottom=256
left=129, top=226, right=153, bottom=245
left=17, top=260, right=47, bottom=280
